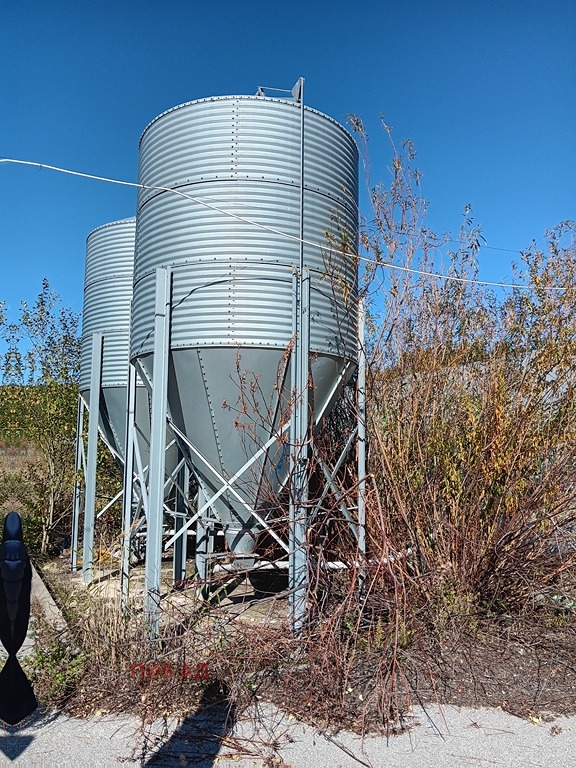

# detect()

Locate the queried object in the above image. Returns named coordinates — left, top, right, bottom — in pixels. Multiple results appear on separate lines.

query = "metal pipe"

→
left=212, top=551, right=412, bottom=574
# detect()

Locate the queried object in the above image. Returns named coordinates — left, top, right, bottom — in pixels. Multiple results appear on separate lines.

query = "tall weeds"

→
left=356, top=117, right=576, bottom=623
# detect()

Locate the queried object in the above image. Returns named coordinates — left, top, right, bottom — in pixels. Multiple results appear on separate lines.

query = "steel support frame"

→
left=121, top=361, right=138, bottom=606
left=157, top=77, right=364, bottom=635
left=288, top=268, right=310, bottom=635
left=311, top=432, right=358, bottom=532
left=164, top=421, right=291, bottom=554
left=287, top=76, right=310, bottom=635
left=71, top=396, right=86, bottom=571
left=82, top=332, right=103, bottom=585
left=194, top=484, right=215, bottom=598
left=120, top=268, right=192, bottom=615
left=143, top=266, right=172, bottom=633
left=173, top=458, right=190, bottom=584
left=159, top=285, right=364, bottom=631
left=73, top=346, right=133, bottom=582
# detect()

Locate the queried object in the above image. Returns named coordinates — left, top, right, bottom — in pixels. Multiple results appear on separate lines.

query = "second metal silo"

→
left=131, top=91, right=358, bottom=579
left=75, top=217, right=181, bottom=585
left=75, top=218, right=137, bottom=582
left=80, top=218, right=138, bottom=461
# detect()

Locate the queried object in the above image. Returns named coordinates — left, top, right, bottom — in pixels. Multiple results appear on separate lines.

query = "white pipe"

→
left=212, top=549, right=413, bottom=574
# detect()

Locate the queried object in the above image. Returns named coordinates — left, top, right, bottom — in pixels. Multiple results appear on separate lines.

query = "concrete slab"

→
left=0, top=701, right=575, bottom=767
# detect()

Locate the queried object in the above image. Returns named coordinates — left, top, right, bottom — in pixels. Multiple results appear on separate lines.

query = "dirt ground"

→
left=409, top=618, right=576, bottom=719
left=39, top=556, right=576, bottom=731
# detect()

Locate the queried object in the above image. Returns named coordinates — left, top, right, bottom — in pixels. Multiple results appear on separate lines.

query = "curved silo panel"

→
left=132, top=95, right=358, bottom=556
left=81, top=218, right=138, bottom=460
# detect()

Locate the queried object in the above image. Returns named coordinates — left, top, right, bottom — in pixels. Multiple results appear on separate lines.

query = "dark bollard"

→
left=0, top=512, right=38, bottom=724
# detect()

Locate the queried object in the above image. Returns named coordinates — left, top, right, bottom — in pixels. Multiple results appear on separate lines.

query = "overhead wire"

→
left=0, top=157, right=567, bottom=292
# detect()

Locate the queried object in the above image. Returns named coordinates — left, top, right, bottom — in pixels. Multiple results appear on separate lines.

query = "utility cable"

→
left=0, top=157, right=567, bottom=292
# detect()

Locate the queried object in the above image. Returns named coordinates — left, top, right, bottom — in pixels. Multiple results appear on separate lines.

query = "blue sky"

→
left=1, top=0, right=574, bottom=325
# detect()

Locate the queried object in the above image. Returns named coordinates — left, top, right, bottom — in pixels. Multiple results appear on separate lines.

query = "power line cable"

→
left=0, top=157, right=566, bottom=292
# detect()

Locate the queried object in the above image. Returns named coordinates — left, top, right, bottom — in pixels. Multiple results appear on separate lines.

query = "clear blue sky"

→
left=1, top=0, right=574, bottom=325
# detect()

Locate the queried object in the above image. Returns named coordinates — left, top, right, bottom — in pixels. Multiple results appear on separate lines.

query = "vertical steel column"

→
left=121, top=361, right=137, bottom=607
left=83, top=332, right=103, bottom=585
left=289, top=270, right=311, bottom=634
left=173, top=457, right=189, bottom=584
left=357, top=298, right=367, bottom=600
left=144, top=267, right=171, bottom=633
left=289, top=77, right=310, bottom=635
left=71, top=396, right=85, bottom=571
left=195, top=485, right=213, bottom=599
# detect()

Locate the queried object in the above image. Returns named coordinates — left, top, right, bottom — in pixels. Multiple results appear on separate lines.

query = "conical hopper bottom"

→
left=141, top=346, right=354, bottom=558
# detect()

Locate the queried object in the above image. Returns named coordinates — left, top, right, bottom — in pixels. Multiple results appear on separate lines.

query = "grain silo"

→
left=131, top=87, right=359, bottom=623
left=79, top=218, right=138, bottom=460
left=74, top=217, right=180, bottom=584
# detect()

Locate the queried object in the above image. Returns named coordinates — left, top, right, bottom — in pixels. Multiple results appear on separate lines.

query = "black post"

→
left=0, top=512, right=38, bottom=725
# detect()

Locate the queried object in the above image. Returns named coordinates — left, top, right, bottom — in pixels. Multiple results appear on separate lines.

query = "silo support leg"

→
left=83, top=333, right=103, bottom=586
left=71, top=396, right=85, bottom=571
left=121, top=363, right=138, bottom=607
left=173, top=460, right=189, bottom=584
left=144, top=267, right=172, bottom=634
left=195, top=486, right=214, bottom=599
left=289, top=269, right=310, bottom=636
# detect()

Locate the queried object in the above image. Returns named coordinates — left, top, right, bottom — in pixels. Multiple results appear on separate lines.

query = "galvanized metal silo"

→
left=80, top=217, right=138, bottom=460
left=77, top=217, right=183, bottom=587
left=132, top=93, right=358, bottom=562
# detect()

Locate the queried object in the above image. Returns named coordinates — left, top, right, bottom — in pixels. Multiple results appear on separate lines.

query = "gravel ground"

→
left=1, top=701, right=576, bottom=767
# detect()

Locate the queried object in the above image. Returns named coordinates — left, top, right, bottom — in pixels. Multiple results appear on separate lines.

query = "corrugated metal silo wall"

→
left=80, top=218, right=136, bottom=459
left=131, top=96, right=358, bottom=554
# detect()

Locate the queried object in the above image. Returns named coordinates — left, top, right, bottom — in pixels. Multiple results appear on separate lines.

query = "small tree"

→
left=1, top=279, right=81, bottom=554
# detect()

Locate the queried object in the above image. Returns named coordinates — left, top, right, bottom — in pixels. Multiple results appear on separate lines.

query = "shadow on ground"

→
left=143, top=683, right=237, bottom=767
left=0, top=707, right=60, bottom=762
